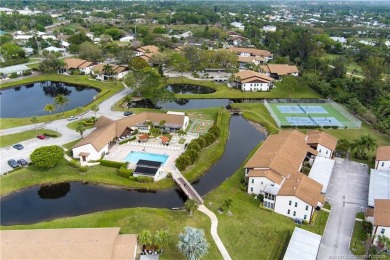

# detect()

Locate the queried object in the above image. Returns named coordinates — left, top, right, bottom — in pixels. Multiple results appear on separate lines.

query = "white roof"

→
left=283, top=227, right=322, bottom=260
left=14, top=35, right=33, bottom=40
left=368, top=169, right=390, bottom=207
left=119, top=36, right=134, bottom=42
left=308, top=157, right=335, bottom=193
left=0, top=64, right=30, bottom=74
left=167, top=111, right=185, bottom=116
left=44, top=46, right=65, bottom=52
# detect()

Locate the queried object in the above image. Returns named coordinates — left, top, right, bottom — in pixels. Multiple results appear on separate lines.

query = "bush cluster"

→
left=135, top=176, right=154, bottom=183
left=99, top=159, right=124, bottom=168
left=175, top=124, right=221, bottom=171
left=30, top=145, right=64, bottom=168
left=119, top=136, right=136, bottom=145
left=118, top=163, right=133, bottom=178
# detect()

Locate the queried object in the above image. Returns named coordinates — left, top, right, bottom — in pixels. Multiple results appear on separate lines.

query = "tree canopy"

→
left=30, top=145, right=64, bottom=168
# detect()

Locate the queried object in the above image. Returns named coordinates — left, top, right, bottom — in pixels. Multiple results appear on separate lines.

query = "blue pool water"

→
left=124, top=151, right=169, bottom=164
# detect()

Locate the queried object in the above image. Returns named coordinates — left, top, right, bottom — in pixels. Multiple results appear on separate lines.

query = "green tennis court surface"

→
left=188, top=119, right=214, bottom=134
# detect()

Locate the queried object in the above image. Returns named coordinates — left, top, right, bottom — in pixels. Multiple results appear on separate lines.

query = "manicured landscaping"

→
left=0, top=74, right=123, bottom=129
left=66, top=118, right=96, bottom=130
left=0, top=208, right=221, bottom=260
left=0, top=129, right=61, bottom=148
left=62, top=139, right=81, bottom=150
left=350, top=218, right=368, bottom=256
left=167, top=77, right=322, bottom=99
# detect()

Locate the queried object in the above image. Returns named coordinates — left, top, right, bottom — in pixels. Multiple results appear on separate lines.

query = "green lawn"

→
left=350, top=219, right=367, bottom=256
left=167, top=77, right=322, bottom=99
left=66, top=118, right=96, bottom=130
left=0, top=208, right=222, bottom=260
left=0, top=129, right=61, bottom=148
left=62, top=139, right=81, bottom=150
left=0, top=74, right=124, bottom=129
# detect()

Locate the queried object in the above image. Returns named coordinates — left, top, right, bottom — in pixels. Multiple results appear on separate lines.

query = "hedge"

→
left=119, top=136, right=136, bottom=145
left=136, top=176, right=154, bottom=183
left=99, top=159, right=125, bottom=168
left=119, top=164, right=133, bottom=178
left=44, top=132, right=60, bottom=137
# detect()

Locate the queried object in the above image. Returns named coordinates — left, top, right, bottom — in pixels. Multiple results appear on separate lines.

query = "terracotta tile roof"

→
left=260, top=64, right=299, bottom=75
left=64, top=58, right=90, bottom=69
left=139, top=134, right=149, bottom=140
left=235, top=70, right=273, bottom=83
left=374, top=199, right=390, bottom=227
left=245, top=130, right=318, bottom=178
left=0, top=227, right=137, bottom=260
left=306, top=130, right=338, bottom=151
left=376, top=146, right=390, bottom=161
left=238, top=56, right=265, bottom=63
left=229, top=47, right=272, bottom=57
left=78, top=61, right=94, bottom=68
left=73, top=112, right=186, bottom=152
left=247, top=169, right=284, bottom=184
left=278, top=172, right=324, bottom=207
left=137, top=45, right=159, bottom=54
left=93, top=63, right=128, bottom=74
left=160, top=136, right=170, bottom=143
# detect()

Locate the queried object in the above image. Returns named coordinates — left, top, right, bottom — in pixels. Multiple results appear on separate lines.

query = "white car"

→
left=68, top=116, right=78, bottom=121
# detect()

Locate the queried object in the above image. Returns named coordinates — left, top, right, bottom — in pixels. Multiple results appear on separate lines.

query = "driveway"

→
left=317, top=156, right=369, bottom=259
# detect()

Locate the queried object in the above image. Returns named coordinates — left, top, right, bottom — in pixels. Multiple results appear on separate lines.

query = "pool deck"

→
left=104, top=134, right=197, bottom=181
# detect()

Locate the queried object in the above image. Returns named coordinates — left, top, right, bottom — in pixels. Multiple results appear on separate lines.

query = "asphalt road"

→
left=0, top=83, right=131, bottom=174
left=317, top=156, right=369, bottom=259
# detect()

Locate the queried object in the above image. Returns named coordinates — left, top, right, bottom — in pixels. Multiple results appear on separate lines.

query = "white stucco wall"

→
left=375, top=160, right=390, bottom=172
left=182, top=116, right=190, bottom=130
left=72, top=143, right=108, bottom=161
left=241, top=82, right=270, bottom=91
left=274, top=196, right=314, bottom=222
left=373, top=225, right=390, bottom=245
left=316, top=144, right=333, bottom=159
left=247, top=177, right=277, bottom=194
left=117, top=71, right=129, bottom=79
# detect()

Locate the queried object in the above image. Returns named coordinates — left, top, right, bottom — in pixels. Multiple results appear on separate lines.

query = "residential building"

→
left=330, top=36, right=347, bottom=44
left=0, top=64, right=31, bottom=78
left=0, top=227, right=138, bottom=260
left=234, top=70, right=274, bottom=92
left=230, top=22, right=245, bottom=30
left=260, top=64, right=299, bottom=79
left=263, top=25, right=277, bottom=32
left=375, top=146, right=390, bottom=171
left=305, top=130, right=338, bottom=159
left=92, top=63, right=129, bottom=80
left=72, top=112, right=189, bottom=162
left=228, top=47, right=273, bottom=62
left=366, top=199, right=390, bottom=245
left=245, top=130, right=326, bottom=222
left=63, top=58, right=96, bottom=74
left=43, top=46, right=66, bottom=55
left=368, top=169, right=390, bottom=207
left=135, top=45, right=160, bottom=62
left=238, top=56, right=265, bottom=69
left=283, top=227, right=322, bottom=260
left=226, top=31, right=250, bottom=47
left=119, top=36, right=134, bottom=42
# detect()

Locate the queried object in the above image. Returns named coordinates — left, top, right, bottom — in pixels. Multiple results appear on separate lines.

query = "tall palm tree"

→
left=138, top=229, right=153, bottom=250
left=222, top=198, right=233, bottom=212
left=102, top=64, right=114, bottom=81
left=31, top=116, right=38, bottom=134
left=57, top=59, right=66, bottom=73
left=177, top=227, right=209, bottom=260
left=335, top=138, right=351, bottom=157
left=91, top=104, right=99, bottom=119
left=54, top=94, right=69, bottom=116
left=361, top=134, right=377, bottom=156
left=154, top=229, right=170, bottom=252
left=184, top=199, right=198, bottom=217
left=43, top=103, right=56, bottom=115
left=76, top=107, right=83, bottom=118
left=177, top=129, right=187, bottom=137
left=75, top=122, right=86, bottom=138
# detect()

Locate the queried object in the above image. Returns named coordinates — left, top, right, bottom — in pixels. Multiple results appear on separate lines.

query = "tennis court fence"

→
left=328, top=100, right=362, bottom=128
left=264, top=99, right=282, bottom=127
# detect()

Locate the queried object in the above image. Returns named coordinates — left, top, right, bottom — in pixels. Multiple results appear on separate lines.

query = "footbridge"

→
left=172, top=168, right=203, bottom=205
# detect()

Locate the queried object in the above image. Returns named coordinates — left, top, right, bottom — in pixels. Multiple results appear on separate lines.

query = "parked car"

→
left=68, top=116, right=78, bottom=121
left=37, top=135, right=46, bottom=140
left=124, top=111, right=133, bottom=116
left=17, top=159, right=28, bottom=166
left=8, top=159, right=19, bottom=168
left=13, top=144, right=24, bottom=150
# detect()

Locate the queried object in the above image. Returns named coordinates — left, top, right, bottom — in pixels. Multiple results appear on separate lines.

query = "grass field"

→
left=0, top=129, right=61, bottom=148
left=267, top=102, right=360, bottom=128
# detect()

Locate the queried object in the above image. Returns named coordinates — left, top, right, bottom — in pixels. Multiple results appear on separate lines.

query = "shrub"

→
left=136, top=176, right=154, bottom=183
left=119, top=136, right=136, bottom=145
left=185, top=149, right=199, bottom=164
left=175, top=154, right=191, bottom=171
left=30, top=145, right=64, bottom=168
left=132, top=129, right=139, bottom=135
left=79, top=166, right=89, bottom=172
left=23, top=70, right=32, bottom=76
left=203, top=132, right=216, bottom=146
left=208, top=125, right=220, bottom=137
left=119, top=164, right=133, bottom=178
left=9, top=72, right=18, bottom=79
left=99, top=159, right=124, bottom=168
left=197, top=137, right=207, bottom=148
left=43, top=132, right=60, bottom=138
left=186, top=141, right=201, bottom=152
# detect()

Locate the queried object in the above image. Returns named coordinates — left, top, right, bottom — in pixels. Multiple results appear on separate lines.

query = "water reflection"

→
left=38, top=182, right=71, bottom=200
left=166, top=84, right=215, bottom=94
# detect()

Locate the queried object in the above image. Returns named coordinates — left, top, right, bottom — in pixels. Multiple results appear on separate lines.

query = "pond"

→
left=166, top=84, right=216, bottom=94
left=0, top=81, right=100, bottom=118
left=0, top=115, right=266, bottom=225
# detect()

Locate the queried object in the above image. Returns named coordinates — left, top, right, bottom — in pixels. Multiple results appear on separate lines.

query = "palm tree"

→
left=91, top=104, right=99, bottom=119
left=75, top=122, right=86, bottom=138
left=361, top=134, right=377, bottom=156
left=184, top=199, right=198, bottom=217
left=138, top=229, right=153, bottom=251
left=31, top=116, right=38, bottom=134
left=154, top=229, right=170, bottom=252
left=335, top=138, right=350, bottom=157
left=222, top=198, right=233, bottom=212
left=43, top=103, right=56, bottom=115
left=177, top=129, right=187, bottom=137
left=177, top=227, right=209, bottom=260
left=54, top=94, right=69, bottom=116
left=76, top=107, right=83, bottom=118
left=352, top=135, right=377, bottom=159
left=102, top=64, right=114, bottom=81
left=159, top=120, right=166, bottom=136
left=57, top=59, right=66, bottom=73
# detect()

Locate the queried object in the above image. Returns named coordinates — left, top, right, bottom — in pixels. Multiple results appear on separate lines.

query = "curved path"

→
left=198, top=205, right=232, bottom=260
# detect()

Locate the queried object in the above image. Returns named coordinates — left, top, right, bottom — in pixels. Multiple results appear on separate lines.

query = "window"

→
left=326, top=150, right=328, bottom=154
left=304, top=215, right=307, bottom=220
left=251, top=179, right=254, bottom=184
left=295, top=202, right=298, bottom=207
left=261, top=181, right=263, bottom=184
left=319, top=149, right=322, bottom=153
left=287, top=209, right=290, bottom=215
left=381, top=228, right=385, bottom=234
left=250, top=187, right=253, bottom=192
left=382, top=162, right=385, bottom=167
left=305, top=205, right=309, bottom=211
left=293, top=211, right=296, bottom=217
left=289, top=200, right=292, bottom=206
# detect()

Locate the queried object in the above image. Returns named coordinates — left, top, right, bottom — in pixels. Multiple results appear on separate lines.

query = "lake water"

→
left=0, top=81, right=99, bottom=118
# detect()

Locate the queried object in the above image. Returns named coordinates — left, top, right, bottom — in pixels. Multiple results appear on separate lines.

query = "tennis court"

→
left=188, top=119, right=214, bottom=134
left=264, top=100, right=362, bottom=129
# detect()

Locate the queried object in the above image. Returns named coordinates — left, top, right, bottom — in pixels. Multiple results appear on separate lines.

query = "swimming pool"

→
left=124, top=151, right=169, bottom=164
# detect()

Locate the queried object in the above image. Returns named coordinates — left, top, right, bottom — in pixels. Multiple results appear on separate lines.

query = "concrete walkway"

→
left=198, top=205, right=232, bottom=260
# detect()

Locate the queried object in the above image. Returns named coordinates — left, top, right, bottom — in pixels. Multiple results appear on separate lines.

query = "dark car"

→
left=124, top=111, right=133, bottom=116
left=8, top=159, right=19, bottom=168
left=17, top=159, right=28, bottom=166
left=37, top=135, right=46, bottom=140
left=13, top=144, right=24, bottom=150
